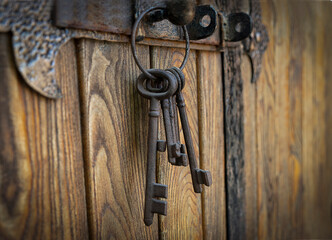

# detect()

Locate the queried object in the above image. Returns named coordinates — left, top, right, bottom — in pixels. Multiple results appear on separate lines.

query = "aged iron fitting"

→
left=221, top=12, right=253, bottom=42
left=141, top=3, right=218, bottom=41
left=166, top=0, right=196, bottom=26
left=242, top=0, right=269, bottom=83
left=0, top=0, right=134, bottom=99
left=0, top=0, right=255, bottom=98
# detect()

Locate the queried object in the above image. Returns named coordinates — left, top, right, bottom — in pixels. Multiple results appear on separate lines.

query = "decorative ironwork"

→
left=0, top=0, right=255, bottom=98
left=0, top=0, right=126, bottom=98
left=242, top=0, right=269, bottom=83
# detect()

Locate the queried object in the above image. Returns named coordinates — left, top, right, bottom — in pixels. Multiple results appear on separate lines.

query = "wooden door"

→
left=0, top=0, right=332, bottom=239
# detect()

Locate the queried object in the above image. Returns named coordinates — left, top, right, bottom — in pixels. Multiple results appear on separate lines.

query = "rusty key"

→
left=136, top=69, right=178, bottom=225
left=169, top=79, right=188, bottom=166
left=168, top=67, right=212, bottom=193
left=161, top=98, right=188, bottom=166
left=144, top=97, right=167, bottom=226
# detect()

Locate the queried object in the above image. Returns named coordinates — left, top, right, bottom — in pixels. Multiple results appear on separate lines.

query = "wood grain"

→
left=151, top=47, right=203, bottom=239
left=241, top=52, right=258, bottom=240
left=77, top=40, right=158, bottom=239
left=0, top=34, right=88, bottom=239
left=254, top=0, right=332, bottom=239
left=197, top=51, right=226, bottom=240
left=301, top=2, right=332, bottom=238
left=222, top=0, right=332, bottom=239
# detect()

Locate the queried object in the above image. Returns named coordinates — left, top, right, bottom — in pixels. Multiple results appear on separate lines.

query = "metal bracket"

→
left=186, top=5, right=217, bottom=40
left=0, top=0, right=253, bottom=98
left=0, top=0, right=130, bottom=98
left=221, top=12, right=253, bottom=42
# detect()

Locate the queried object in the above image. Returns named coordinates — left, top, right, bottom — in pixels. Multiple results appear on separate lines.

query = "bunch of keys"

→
left=131, top=6, right=212, bottom=226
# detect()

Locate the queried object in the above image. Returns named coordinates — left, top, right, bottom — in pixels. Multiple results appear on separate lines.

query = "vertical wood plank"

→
left=324, top=4, right=332, bottom=238
left=255, top=0, right=332, bottom=239
left=77, top=40, right=158, bottom=239
left=257, top=1, right=294, bottom=239
left=241, top=53, right=258, bottom=240
left=223, top=46, right=246, bottom=240
left=302, top=3, right=332, bottom=238
left=221, top=1, right=257, bottom=239
left=0, top=34, right=88, bottom=239
left=151, top=47, right=203, bottom=239
left=197, top=51, right=226, bottom=240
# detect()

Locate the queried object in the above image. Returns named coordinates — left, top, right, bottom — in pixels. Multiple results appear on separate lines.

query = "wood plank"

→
left=221, top=1, right=255, bottom=239
left=255, top=0, right=332, bottom=239
left=241, top=53, right=258, bottom=240
left=223, top=46, right=246, bottom=240
left=323, top=3, right=332, bottom=238
left=151, top=47, right=203, bottom=239
left=302, top=2, right=332, bottom=238
left=77, top=40, right=158, bottom=239
left=257, top=1, right=293, bottom=239
left=197, top=51, right=226, bottom=239
left=0, top=34, right=88, bottom=239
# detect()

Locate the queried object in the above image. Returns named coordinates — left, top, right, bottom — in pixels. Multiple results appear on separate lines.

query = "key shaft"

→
left=144, top=98, right=168, bottom=226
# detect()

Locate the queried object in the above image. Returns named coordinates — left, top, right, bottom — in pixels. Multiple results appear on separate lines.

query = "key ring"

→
left=131, top=6, right=190, bottom=80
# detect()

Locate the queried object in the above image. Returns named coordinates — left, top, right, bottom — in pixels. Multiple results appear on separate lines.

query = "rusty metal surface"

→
left=55, top=0, right=134, bottom=35
left=0, top=0, right=253, bottom=98
left=186, top=5, right=217, bottom=40
left=136, top=1, right=219, bottom=43
left=221, top=12, right=252, bottom=42
left=55, top=0, right=221, bottom=44
left=0, top=0, right=129, bottom=98
left=165, top=0, right=196, bottom=26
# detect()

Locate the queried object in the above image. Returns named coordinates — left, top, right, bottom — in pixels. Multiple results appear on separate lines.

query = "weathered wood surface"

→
left=77, top=39, right=226, bottom=239
left=221, top=0, right=251, bottom=239
left=243, top=0, right=332, bottom=239
left=0, top=34, right=88, bottom=239
left=241, top=52, right=257, bottom=240
left=197, top=51, right=226, bottom=240
left=151, top=47, right=203, bottom=239
left=77, top=40, right=158, bottom=239
left=223, top=45, right=246, bottom=240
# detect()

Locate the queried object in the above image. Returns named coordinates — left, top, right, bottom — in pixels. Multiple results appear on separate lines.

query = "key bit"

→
left=153, top=183, right=168, bottom=198
left=174, top=144, right=188, bottom=166
left=169, top=97, right=188, bottom=166
left=151, top=199, right=167, bottom=215
left=161, top=98, right=188, bottom=166
left=195, top=169, right=212, bottom=186
left=157, top=140, right=167, bottom=152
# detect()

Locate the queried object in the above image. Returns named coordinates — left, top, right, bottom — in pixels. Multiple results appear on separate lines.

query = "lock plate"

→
left=55, top=0, right=220, bottom=44
left=0, top=0, right=254, bottom=98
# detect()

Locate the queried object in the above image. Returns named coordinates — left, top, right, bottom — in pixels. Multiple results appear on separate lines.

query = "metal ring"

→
left=136, top=69, right=178, bottom=100
left=167, top=67, right=185, bottom=94
left=131, top=6, right=190, bottom=80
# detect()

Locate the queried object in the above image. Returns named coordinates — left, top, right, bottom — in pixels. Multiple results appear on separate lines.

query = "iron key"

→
left=136, top=69, right=178, bottom=225
left=169, top=67, right=212, bottom=193
left=161, top=98, right=188, bottom=166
